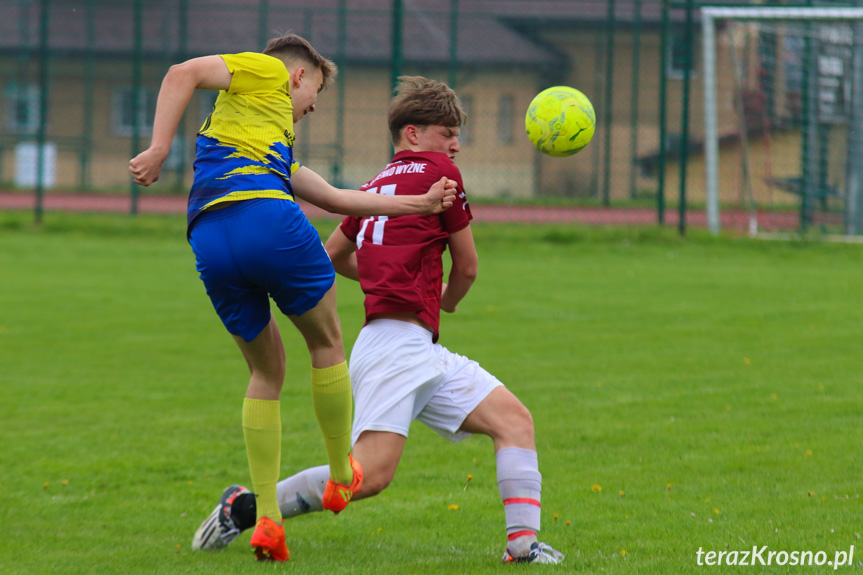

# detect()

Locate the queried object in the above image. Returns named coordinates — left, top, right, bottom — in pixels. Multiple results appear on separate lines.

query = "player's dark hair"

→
left=263, top=33, right=337, bottom=89
left=388, top=76, right=467, bottom=143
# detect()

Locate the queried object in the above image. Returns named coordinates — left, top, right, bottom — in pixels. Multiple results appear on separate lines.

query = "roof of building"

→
left=0, top=0, right=669, bottom=66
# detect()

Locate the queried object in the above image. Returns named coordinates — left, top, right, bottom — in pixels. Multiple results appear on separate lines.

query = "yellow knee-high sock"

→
left=242, top=398, right=282, bottom=523
left=311, top=362, right=353, bottom=484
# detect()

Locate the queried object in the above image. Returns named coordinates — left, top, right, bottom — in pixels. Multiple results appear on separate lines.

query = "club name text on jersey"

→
left=365, top=162, right=427, bottom=187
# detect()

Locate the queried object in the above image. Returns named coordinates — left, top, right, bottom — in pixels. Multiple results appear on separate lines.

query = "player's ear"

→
left=405, top=125, right=419, bottom=145
left=292, top=66, right=306, bottom=88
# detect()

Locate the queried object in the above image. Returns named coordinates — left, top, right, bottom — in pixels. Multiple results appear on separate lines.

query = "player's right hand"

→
left=426, top=177, right=458, bottom=214
left=129, top=147, right=168, bottom=187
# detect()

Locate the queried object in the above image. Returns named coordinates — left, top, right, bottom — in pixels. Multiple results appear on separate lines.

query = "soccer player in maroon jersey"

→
left=134, top=35, right=457, bottom=563
left=191, top=76, right=564, bottom=564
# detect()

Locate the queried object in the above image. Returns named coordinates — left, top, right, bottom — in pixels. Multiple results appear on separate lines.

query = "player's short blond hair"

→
left=263, top=33, right=337, bottom=89
left=388, top=76, right=467, bottom=144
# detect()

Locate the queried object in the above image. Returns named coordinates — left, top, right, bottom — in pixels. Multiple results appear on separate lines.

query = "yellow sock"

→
left=311, top=362, right=353, bottom=484
left=242, top=398, right=282, bottom=522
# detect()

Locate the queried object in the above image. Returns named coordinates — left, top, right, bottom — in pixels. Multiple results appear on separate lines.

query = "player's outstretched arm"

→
left=324, top=226, right=359, bottom=281
left=129, top=56, right=232, bottom=186
left=291, top=166, right=457, bottom=216
left=441, top=225, right=478, bottom=314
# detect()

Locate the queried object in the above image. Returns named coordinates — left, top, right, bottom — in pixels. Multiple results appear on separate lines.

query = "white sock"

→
left=496, top=447, right=542, bottom=558
left=276, top=465, right=330, bottom=519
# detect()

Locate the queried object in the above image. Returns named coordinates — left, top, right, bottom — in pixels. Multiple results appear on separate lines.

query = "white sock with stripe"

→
left=496, top=447, right=542, bottom=558
left=275, top=464, right=329, bottom=519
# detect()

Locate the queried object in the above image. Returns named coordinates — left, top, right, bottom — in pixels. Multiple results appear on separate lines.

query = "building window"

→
left=459, top=94, right=473, bottom=145
left=667, top=30, right=697, bottom=79
left=112, top=87, right=156, bottom=136
left=497, top=95, right=514, bottom=144
left=5, top=83, right=41, bottom=133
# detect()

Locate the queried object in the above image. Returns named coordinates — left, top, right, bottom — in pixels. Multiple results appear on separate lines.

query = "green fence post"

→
left=448, top=0, right=459, bottom=90
left=590, top=35, right=602, bottom=199
left=657, top=0, right=670, bottom=225
left=35, top=0, right=50, bottom=226
left=677, top=0, right=695, bottom=236
left=297, top=8, right=313, bottom=163
left=629, top=0, right=642, bottom=200
left=130, top=0, right=142, bottom=215
left=799, top=0, right=816, bottom=231
left=334, top=0, right=347, bottom=187
left=258, top=0, right=270, bottom=51
left=390, top=0, right=403, bottom=158
left=176, top=0, right=189, bottom=192
left=79, top=0, right=95, bottom=191
left=602, top=0, right=615, bottom=207
left=391, top=0, right=403, bottom=94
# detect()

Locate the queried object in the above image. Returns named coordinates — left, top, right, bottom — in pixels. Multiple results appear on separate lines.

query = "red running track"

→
left=0, top=191, right=836, bottom=232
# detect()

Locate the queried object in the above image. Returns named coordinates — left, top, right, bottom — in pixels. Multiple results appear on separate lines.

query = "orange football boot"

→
left=249, top=516, right=289, bottom=562
left=322, top=454, right=364, bottom=514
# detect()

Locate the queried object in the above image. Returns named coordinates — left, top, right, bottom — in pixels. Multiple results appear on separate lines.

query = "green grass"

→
left=1, top=212, right=862, bottom=574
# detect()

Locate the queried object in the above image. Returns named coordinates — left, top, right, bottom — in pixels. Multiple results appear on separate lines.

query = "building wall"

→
left=0, top=18, right=815, bottom=209
left=1, top=58, right=543, bottom=197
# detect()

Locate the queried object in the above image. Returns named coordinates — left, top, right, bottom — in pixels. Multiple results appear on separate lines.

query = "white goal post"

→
left=702, top=6, right=863, bottom=234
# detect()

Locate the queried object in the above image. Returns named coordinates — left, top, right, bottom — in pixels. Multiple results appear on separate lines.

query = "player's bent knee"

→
left=498, top=401, right=535, bottom=446
left=359, top=473, right=393, bottom=498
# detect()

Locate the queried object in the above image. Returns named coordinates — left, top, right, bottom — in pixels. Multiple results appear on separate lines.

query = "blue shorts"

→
left=189, top=198, right=335, bottom=342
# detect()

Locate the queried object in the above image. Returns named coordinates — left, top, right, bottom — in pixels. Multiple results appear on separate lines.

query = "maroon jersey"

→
left=340, top=150, right=472, bottom=342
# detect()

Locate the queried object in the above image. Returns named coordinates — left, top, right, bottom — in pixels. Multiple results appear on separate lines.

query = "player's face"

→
left=416, top=125, right=461, bottom=160
left=291, top=67, right=324, bottom=123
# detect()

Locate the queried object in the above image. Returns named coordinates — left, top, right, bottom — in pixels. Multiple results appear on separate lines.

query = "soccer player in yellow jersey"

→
left=129, top=34, right=456, bottom=562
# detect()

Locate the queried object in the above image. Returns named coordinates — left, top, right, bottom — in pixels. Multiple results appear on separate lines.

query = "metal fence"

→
left=0, top=0, right=855, bottom=233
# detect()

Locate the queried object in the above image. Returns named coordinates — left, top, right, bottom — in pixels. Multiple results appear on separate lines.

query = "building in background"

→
left=0, top=0, right=693, bottom=203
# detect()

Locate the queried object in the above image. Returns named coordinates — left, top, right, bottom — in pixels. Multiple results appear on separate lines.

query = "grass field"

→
left=1, top=211, right=862, bottom=574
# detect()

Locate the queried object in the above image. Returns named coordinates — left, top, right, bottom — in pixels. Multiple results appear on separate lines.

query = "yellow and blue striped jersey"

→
left=188, top=52, right=301, bottom=231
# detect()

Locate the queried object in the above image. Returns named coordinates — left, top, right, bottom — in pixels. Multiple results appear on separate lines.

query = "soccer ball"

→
left=525, top=86, right=595, bottom=157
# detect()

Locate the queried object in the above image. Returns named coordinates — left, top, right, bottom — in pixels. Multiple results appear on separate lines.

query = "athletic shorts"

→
left=349, top=319, right=503, bottom=444
left=188, top=198, right=335, bottom=342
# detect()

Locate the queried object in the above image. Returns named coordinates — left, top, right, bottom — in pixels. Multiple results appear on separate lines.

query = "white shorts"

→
left=349, top=319, right=503, bottom=444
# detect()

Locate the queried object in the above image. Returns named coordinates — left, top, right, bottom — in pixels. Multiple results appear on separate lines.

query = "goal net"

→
left=702, top=6, right=863, bottom=236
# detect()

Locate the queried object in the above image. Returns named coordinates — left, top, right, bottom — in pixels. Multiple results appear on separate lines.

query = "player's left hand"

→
left=424, top=177, right=458, bottom=214
left=440, top=282, right=457, bottom=313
